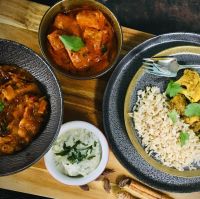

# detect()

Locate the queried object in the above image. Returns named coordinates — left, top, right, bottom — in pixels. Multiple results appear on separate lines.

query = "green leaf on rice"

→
left=168, top=109, right=179, bottom=123
left=179, top=131, right=189, bottom=147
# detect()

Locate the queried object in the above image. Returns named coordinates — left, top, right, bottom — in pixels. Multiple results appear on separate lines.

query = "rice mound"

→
left=131, top=86, right=200, bottom=171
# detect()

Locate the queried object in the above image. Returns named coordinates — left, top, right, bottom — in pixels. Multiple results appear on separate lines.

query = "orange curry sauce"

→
left=47, top=8, right=117, bottom=76
left=0, top=65, right=48, bottom=155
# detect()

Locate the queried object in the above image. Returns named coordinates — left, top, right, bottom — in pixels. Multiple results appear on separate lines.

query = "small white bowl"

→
left=44, top=121, right=109, bottom=185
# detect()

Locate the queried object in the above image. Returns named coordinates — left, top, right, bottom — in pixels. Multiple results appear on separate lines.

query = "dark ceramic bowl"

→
left=38, top=0, right=122, bottom=79
left=0, top=39, right=63, bottom=176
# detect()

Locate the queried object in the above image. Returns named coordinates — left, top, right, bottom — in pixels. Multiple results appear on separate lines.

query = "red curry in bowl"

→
left=47, top=8, right=117, bottom=76
left=0, top=65, right=48, bottom=155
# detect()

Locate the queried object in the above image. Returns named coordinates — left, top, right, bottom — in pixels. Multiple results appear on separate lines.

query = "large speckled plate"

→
left=103, top=33, right=200, bottom=192
left=124, top=46, right=200, bottom=178
left=0, top=39, right=63, bottom=176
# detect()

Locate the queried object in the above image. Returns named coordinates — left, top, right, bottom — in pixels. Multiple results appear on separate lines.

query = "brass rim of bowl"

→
left=124, top=45, right=200, bottom=177
left=38, top=0, right=123, bottom=80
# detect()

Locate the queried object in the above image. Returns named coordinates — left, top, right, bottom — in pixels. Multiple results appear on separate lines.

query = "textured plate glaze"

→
left=0, top=39, right=63, bottom=176
left=103, top=33, right=200, bottom=192
left=124, top=46, right=200, bottom=177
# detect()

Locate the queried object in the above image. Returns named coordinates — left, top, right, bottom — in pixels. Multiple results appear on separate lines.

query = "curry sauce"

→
left=0, top=65, right=48, bottom=155
left=47, top=8, right=117, bottom=76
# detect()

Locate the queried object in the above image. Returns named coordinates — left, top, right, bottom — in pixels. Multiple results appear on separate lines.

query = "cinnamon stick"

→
left=118, top=176, right=172, bottom=199
left=116, top=191, right=138, bottom=199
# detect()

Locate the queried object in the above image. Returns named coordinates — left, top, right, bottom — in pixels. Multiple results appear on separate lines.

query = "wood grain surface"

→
left=0, top=0, right=200, bottom=198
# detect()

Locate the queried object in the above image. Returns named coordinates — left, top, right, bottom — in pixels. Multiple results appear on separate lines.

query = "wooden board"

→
left=0, top=0, right=199, bottom=198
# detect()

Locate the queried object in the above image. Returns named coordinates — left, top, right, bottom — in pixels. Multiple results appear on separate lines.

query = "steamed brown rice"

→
left=129, top=86, right=200, bottom=171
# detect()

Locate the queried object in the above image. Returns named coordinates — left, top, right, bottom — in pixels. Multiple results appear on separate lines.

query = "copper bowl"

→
left=38, top=0, right=122, bottom=79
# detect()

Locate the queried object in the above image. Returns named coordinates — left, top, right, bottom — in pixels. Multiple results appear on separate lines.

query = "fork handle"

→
left=179, top=65, right=200, bottom=69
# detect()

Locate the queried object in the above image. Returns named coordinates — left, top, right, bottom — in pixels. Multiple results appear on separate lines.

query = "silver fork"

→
left=142, top=56, right=200, bottom=77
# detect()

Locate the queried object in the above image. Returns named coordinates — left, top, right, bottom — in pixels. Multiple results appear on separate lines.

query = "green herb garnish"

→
left=0, top=119, right=8, bottom=135
left=0, top=101, right=4, bottom=112
left=68, top=151, right=88, bottom=164
left=101, top=45, right=107, bottom=53
left=59, top=35, right=85, bottom=52
left=55, top=145, right=71, bottom=156
left=77, top=145, right=93, bottom=153
left=168, top=109, right=179, bottom=123
left=55, top=140, right=97, bottom=164
left=87, top=155, right=96, bottom=160
left=184, top=103, right=200, bottom=117
left=166, top=80, right=183, bottom=97
left=55, top=140, right=81, bottom=156
left=179, top=131, right=189, bottom=147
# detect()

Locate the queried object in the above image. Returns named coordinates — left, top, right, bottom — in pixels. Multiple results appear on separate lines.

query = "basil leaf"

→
left=59, top=35, right=85, bottom=52
left=166, top=80, right=183, bottom=97
left=179, top=131, right=189, bottom=147
left=0, top=101, right=4, bottom=112
left=168, top=109, right=179, bottom=123
left=184, top=103, right=200, bottom=117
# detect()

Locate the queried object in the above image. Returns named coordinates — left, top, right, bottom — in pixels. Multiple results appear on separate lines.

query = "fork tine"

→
left=142, top=65, right=162, bottom=73
left=142, top=63, right=174, bottom=76
left=144, top=68, right=166, bottom=75
left=143, top=58, right=154, bottom=62
left=143, top=61, right=159, bottom=67
left=144, top=61, right=173, bottom=73
left=143, top=62, right=163, bottom=72
left=142, top=56, right=178, bottom=77
left=146, top=69, right=176, bottom=77
left=145, top=70, right=175, bottom=77
left=142, top=66, right=155, bottom=71
left=152, top=55, right=175, bottom=59
left=142, top=62, right=155, bottom=67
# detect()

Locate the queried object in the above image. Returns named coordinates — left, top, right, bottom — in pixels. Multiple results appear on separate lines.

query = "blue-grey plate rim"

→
left=103, top=32, right=200, bottom=192
left=0, top=39, right=63, bottom=176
